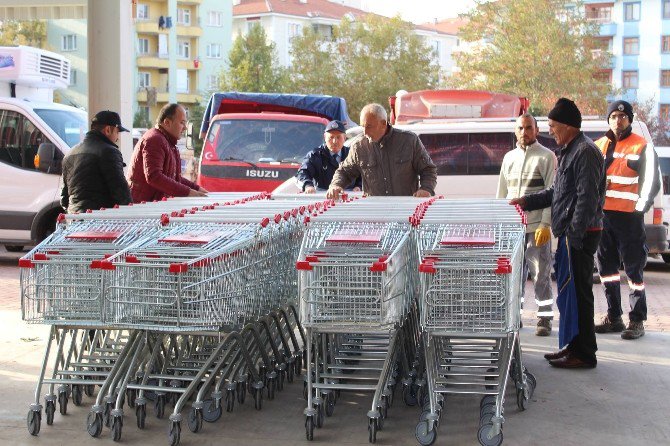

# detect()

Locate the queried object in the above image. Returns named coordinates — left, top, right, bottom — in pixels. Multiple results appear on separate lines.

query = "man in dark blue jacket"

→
left=296, top=120, right=361, bottom=193
left=511, top=98, right=606, bottom=369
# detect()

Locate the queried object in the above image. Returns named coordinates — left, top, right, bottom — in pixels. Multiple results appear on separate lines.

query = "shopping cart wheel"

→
left=267, top=377, right=276, bottom=400
left=202, top=399, right=222, bottom=423
left=368, top=418, right=378, bottom=443
left=45, top=400, right=55, bottom=426
left=516, top=388, right=527, bottom=411
left=103, top=401, right=113, bottom=427
left=480, top=403, right=496, bottom=419
left=58, top=391, right=68, bottom=415
left=295, top=354, right=303, bottom=376
left=187, top=407, right=202, bottom=433
left=86, top=411, right=103, bottom=438
left=524, top=371, right=537, bottom=398
left=278, top=369, right=285, bottom=391
left=168, top=421, right=181, bottom=446
left=126, top=389, right=136, bottom=408
left=27, top=409, right=41, bottom=436
left=237, top=382, right=247, bottom=404
left=287, top=361, right=295, bottom=383
left=72, top=385, right=83, bottom=407
left=402, top=384, right=417, bottom=406
left=415, top=420, right=436, bottom=446
left=111, top=414, right=123, bottom=442
left=477, top=423, right=503, bottom=446
left=155, top=395, right=166, bottom=419
left=480, top=395, right=496, bottom=409
left=253, top=389, right=263, bottom=411
left=303, top=381, right=308, bottom=400
left=305, top=415, right=314, bottom=441
left=325, top=393, right=335, bottom=417
left=225, top=389, right=235, bottom=413
left=315, top=402, right=324, bottom=428
left=136, top=404, right=146, bottom=429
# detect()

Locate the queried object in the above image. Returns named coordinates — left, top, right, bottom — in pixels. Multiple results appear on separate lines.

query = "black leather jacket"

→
left=61, top=130, right=131, bottom=213
left=296, top=144, right=361, bottom=191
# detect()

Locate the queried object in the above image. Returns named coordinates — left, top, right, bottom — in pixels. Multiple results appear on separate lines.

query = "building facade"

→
left=584, top=0, right=670, bottom=119
left=46, top=0, right=232, bottom=123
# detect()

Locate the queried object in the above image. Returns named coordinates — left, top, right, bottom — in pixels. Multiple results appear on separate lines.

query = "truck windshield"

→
left=34, top=108, right=87, bottom=148
left=208, top=119, right=325, bottom=163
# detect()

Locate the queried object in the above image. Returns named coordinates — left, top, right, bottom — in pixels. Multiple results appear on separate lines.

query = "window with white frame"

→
left=208, top=11, right=223, bottom=27
left=207, top=75, right=220, bottom=90
left=70, top=68, right=77, bottom=85
left=206, top=43, right=222, bottom=58
left=138, top=72, right=151, bottom=88
left=61, top=34, right=77, bottom=51
left=137, top=3, right=149, bottom=20
left=432, top=40, right=441, bottom=57
left=246, top=19, right=260, bottom=34
left=624, top=2, right=640, bottom=21
left=288, top=23, right=303, bottom=41
left=138, top=38, right=149, bottom=55
left=177, top=8, right=191, bottom=26
left=664, top=0, right=670, bottom=19
left=177, top=69, right=189, bottom=93
left=178, top=40, right=190, bottom=59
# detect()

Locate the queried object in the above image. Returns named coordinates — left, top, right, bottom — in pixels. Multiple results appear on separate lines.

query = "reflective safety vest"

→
left=595, top=133, right=646, bottom=213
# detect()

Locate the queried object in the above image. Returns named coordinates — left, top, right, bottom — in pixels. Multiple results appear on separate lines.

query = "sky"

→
left=360, top=0, right=477, bottom=24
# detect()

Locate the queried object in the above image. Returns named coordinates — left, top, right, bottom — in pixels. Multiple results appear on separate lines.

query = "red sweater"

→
left=127, top=126, right=198, bottom=202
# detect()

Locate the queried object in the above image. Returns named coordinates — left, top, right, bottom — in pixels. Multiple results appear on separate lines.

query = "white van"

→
left=0, top=46, right=87, bottom=251
left=656, top=146, right=670, bottom=262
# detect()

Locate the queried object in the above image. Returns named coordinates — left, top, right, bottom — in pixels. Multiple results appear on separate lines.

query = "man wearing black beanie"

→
left=510, top=98, right=606, bottom=369
left=593, top=100, right=661, bottom=340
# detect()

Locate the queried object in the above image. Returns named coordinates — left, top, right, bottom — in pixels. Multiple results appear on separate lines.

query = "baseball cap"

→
left=91, top=110, right=129, bottom=132
left=324, top=120, right=346, bottom=133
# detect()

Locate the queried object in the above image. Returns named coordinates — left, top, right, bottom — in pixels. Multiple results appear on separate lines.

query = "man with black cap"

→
left=510, top=98, right=606, bottom=369
left=61, top=110, right=132, bottom=213
left=296, top=120, right=361, bottom=193
left=593, top=100, right=660, bottom=340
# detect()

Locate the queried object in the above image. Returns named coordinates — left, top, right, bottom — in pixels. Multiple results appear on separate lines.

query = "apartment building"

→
left=46, top=0, right=232, bottom=123
left=584, top=0, right=670, bottom=119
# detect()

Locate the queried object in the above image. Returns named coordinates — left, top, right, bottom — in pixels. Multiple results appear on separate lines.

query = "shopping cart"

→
left=415, top=199, right=536, bottom=446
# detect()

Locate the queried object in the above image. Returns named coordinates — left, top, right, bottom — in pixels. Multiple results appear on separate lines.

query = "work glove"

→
left=534, top=225, right=551, bottom=247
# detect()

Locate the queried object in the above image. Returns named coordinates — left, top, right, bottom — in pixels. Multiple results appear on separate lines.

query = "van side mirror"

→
left=186, top=122, right=193, bottom=150
left=35, top=143, right=62, bottom=175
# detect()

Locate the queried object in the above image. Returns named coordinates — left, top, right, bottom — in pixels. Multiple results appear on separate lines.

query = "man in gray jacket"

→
left=498, top=113, right=557, bottom=336
left=511, top=98, right=606, bottom=369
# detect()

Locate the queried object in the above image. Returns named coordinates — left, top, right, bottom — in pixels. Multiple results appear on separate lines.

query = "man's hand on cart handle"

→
left=509, top=197, right=526, bottom=209
left=327, top=186, right=343, bottom=200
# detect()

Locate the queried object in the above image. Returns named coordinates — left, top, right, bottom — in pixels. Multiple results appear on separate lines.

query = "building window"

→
left=208, top=11, right=223, bottom=27
left=662, top=70, right=670, bottom=87
left=138, top=72, right=151, bottom=88
left=177, top=8, right=191, bottom=26
left=623, top=37, right=639, bottom=55
left=622, top=70, right=639, bottom=88
left=246, top=19, right=260, bottom=34
left=663, top=36, right=670, bottom=53
left=61, top=34, right=77, bottom=51
left=288, top=23, right=303, bottom=41
left=624, top=2, right=640, bottom=21
left=207, top=75, right=219, bottom=90
left=177, top=69, right=189, bottom=93
left=69, top=68, right=77, bottom=85
left=586, top=5, right=612, bottom=23
left=661, top=104, right=670, bottom=122
left=206, top=43, right=222, bottom=58
left=138, top=38, right=149, bottom=55
left=432, top=40, right=441, bottom=57
left=178, top=40, right=190, bottom=59
left=595, top=70, right=612, bottom=84
left=664, top=0, right=670, bottom=19
left=137, top=3, right=149, bottom=20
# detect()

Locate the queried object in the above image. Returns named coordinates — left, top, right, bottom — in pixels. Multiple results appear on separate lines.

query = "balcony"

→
left=137, top=54, right=170, bottom=69
left=177, top=59, right=201, bottom=70
left=176, top=25, right=202, bottom=37
left=177, top=92, right=201, bottom=104
left=178, top=0, right=202, bottom=4
left=136, top=20, right=163, bottom=34
left=136, top=88, right=170, bottom=104
left=599, top=22, right=617, bottom=36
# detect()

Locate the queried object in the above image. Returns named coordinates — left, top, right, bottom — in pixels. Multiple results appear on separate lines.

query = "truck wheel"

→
left=662, top=253, right=670, bottom=264
left=5, top=246, right=24, bottom=252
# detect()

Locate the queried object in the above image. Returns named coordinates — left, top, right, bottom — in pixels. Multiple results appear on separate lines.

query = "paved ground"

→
left=0, top=246, right=669, bottom=445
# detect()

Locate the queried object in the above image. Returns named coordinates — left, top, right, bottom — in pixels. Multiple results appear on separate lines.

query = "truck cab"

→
left=0, top=46, right=87, bottom=251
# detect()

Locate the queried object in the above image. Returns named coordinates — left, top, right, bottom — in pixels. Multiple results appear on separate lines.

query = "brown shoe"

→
left=621, top=321, right=645, bottom=340
left=535, top=318, right=552, bottom=336
left=595, top=315, right=625, bottom=333
left=549, top=353, right=596, bottom=369
left=543, top=348, right=569, bottom=361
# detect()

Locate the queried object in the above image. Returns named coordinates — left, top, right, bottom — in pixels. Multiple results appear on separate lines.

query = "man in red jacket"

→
left=128, top=103, right=207, bottom=201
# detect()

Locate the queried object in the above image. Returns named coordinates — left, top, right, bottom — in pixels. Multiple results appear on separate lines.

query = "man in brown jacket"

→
left=327, top=103, right=437, bottom=198
left=127, top=103, right=207, bottom=202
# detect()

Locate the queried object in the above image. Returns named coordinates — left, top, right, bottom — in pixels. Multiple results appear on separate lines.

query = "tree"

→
left=133, top=110, right=151, bottom=129
left=218, top=23, right=288, bottom=93
left=451, top=0, right=613, bottom=115
left=632, top=97, right=670, bottom=146
left=0, top=20, right=46, bottom=47
left=288, top=15, right=440, bottom=118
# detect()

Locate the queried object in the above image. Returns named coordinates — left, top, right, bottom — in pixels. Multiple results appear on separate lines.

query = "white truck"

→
left=0, top=45, right=87, bottom=251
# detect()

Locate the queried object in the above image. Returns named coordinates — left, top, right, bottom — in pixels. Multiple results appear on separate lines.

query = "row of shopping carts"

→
left=20, top=192, right=331, bottom=445
left=22, top=193, right=535, bottom=446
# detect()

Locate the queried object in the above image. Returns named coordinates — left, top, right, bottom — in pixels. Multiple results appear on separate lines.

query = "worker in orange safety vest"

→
left=593, top=100, right=661, bottom=340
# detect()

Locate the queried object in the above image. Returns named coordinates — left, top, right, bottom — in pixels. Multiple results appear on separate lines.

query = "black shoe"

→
left=535, top=318, right=552, bottom=337
left=621, top=321, right=645, bottom=340
left=544, top=348, right=569, bottom=361
left=595, top=315, right=625, bottom=334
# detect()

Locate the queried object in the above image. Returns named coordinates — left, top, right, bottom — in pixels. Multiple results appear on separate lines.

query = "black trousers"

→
left=568, top=231, right=602, bottom=364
